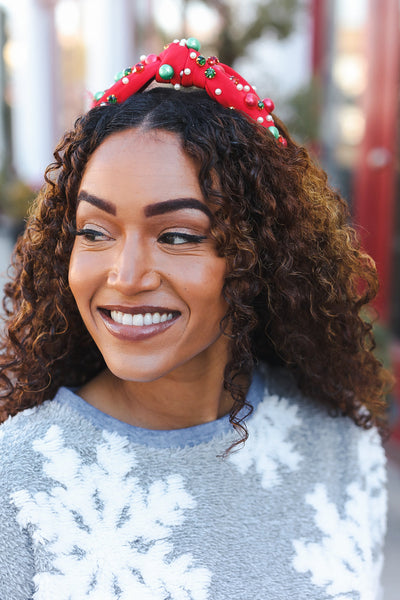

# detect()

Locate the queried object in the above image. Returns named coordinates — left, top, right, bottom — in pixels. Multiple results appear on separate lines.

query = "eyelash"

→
left=73, top=228, right=108, bottom=242
left=73, top=229, right=207, bottom=245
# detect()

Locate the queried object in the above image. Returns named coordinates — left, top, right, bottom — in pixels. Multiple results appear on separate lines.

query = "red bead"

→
left=207, top=56, right=219, bottom=65
left=244, top=93, right=258, bottom=107
left=134, top=63, right=144, bottom=73
left=278, top=136, right=288, bottom=147
left=145, top=54, right=158, bottom=64
left=263, top=97, right=275, bottom=112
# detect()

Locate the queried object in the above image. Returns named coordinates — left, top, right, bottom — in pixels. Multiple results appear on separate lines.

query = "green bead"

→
left=268, top=126, right=279, bottom=139
left=186, top=37, right=201, bottom=51
left=94, top=91, right=104, bottom=101
left=257, top=100, right=265, bottom=110
left=196, top=55, right=206, bottom=66
left=205, top=67, right=216, bottom=79
left=114, top=70, right=124, bottom=81
left=159, top=64, right=174, bottom=80
left=124, top=68, right=132, bottom=76
left=107, top=94, right=117, bottom=104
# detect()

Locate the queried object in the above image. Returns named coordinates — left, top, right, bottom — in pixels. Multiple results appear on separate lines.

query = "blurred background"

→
left=0, top=0, right=398, bottom=595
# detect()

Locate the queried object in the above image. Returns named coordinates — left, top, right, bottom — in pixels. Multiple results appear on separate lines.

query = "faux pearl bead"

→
left=159, top=64, right=174, bottom=80
left=257, top=117, right=264, bottom=124
left=263, top=98, right=275, bottom=112
left=189, top=52, right=197, bottom=59
left=145, top=54, right=158, bottom=64
left=268, top=126, right=279, bottom=138
left=244, top=85, right=250, bottom=92
left=244, top=92, right=258, bottom=107
left=186, top=37, right=201, bottom=51
left=184, top=68, right=191, bottom=75
left=179, top=39, right=187, bottom=46
left=237, top=83, right=243, bottom=91
left=174, top=84, right=181, bottom=90
left=140, top=54, right=146, bottom=62
left=122, top=77, right=129, bottom=84
left=215, top=88, right=222, bottom=95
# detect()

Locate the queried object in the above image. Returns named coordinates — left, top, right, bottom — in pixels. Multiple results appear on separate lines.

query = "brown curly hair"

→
left=0, top=88, right=392, bottom=447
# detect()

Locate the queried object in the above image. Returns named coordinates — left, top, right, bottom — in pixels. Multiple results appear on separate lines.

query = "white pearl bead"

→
left=215, top=88, right=222, bottom=95
left=122, top=77, right=129, bottom=84
left=184, top=68, right=191, bottom=75
left=244, top=85, right=250, bottom=92
left=179, top=39, right=187, bottom=46
left=190, top=52, right=197, bottom=59
left=257, top=117, right=264, bottom=123
left=173, top=39, right=179, bottom=43
left=266, top=115, right=273, bottom=122
left=174, top=83, right=181, bottom=90
left=180, top=70, right=183, bottom=76
left=252, top=85, right=257, bottom=91
left=237, top=83, right=243, bottom=91
left=140, top=54, right=146, bottom=62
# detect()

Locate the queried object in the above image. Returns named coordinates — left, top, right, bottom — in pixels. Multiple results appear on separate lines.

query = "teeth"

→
left=132, top=313, right=144, bottom=326
left=143, top=313, right=152, bottom=325
left=109, top=310, right=174, bottom=326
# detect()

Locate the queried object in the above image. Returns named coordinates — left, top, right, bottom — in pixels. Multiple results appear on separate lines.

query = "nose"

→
left=107, top=234, right=161, bottom=294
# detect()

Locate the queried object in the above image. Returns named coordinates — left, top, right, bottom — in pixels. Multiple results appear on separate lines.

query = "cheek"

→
left=68, top=248, right=99, bottom=307
left=180, top=256, right=227, bottom=312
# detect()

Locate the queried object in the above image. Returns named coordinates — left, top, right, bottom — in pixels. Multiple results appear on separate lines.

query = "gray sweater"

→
left=0, top=366, right=386, bottom=600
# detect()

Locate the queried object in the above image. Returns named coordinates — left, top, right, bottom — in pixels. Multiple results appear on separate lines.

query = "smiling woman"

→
left=0, top=38, right=393, bottom=600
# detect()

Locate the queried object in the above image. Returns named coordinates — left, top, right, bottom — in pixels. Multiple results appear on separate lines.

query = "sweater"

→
left=0, top=365, right=386, bottom=600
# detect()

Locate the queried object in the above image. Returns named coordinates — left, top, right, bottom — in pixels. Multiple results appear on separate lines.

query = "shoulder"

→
left=0, top=388, right=97, bottom=489
left=250, top=363, right=386, bottom=492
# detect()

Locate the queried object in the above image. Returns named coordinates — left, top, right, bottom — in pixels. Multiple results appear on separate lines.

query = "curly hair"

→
left=0, top=87, right=392, bottom=448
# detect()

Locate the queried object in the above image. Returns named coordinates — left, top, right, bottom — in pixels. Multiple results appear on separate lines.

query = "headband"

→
left=91, top=37, right=287, bottom=146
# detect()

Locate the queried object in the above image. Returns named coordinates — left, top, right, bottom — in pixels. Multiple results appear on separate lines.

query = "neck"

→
left=78, top=352, right=242, bottom=430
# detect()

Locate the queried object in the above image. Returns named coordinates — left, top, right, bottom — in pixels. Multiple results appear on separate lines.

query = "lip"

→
left=98, top=307, right=181, bottom=341
left=100, top=304, right=180, bottom=315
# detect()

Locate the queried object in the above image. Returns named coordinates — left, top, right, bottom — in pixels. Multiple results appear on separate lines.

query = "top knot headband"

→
left=91, top=37, right=287, bottom=147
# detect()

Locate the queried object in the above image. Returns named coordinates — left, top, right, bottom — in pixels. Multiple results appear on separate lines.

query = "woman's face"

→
left=68, top=128, right=229, bottom=382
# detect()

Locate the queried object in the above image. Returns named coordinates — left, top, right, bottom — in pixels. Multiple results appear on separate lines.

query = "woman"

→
left=0, top=38, right=391, bottom=599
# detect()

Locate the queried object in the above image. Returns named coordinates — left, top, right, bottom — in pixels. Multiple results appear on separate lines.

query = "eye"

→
left=158, top=232, right=207, bottom=245
left=73, top=228, right=109, bottom=242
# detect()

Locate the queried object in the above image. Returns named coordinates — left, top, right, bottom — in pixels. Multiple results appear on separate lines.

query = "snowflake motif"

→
left=229, top=392, right=302, bottom=488
left=292, top=429, right=387, bottom=600
left=11, top=425, right=211, bottom=600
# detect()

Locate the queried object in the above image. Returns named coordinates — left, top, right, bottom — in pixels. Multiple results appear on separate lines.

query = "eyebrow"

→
left=77, top=191, right=116, bottom=215
left=77, top=191, right=212, bottom=220
left=144, top=198, right=212, bottom=219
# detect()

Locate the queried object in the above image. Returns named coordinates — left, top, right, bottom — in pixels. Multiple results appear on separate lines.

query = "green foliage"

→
left=0, top=173, right=36, bottom=221
left=284, top=77, right=322, bottom=145
left=159, top=0, right=301, bottom=65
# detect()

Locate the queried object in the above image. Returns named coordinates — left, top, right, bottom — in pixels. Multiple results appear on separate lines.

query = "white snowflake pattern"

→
left=229, top=392, right=302, bottom=488
left=11, top=425, right=211, bottom=600
left=292, top=428, right=387, bottom=600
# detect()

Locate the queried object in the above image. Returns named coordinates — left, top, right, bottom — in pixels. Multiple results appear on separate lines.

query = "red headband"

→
left=91, top=37, right=287, bottom=146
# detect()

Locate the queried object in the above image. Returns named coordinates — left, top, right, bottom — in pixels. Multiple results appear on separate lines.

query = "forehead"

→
left=79, top=129, right=202, bottom=205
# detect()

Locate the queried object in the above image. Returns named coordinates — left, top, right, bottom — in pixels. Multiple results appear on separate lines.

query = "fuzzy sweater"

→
left=0, top=366, right=386, bottom=600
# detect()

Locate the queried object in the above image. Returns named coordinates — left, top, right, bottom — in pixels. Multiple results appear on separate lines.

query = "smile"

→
left=98, top=306, right=181, bottom=342
left=110, top=310, right=174, bottom=326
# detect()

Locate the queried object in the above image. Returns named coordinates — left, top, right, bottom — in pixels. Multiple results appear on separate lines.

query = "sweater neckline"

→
left=56, top=369, right=265, bottom=449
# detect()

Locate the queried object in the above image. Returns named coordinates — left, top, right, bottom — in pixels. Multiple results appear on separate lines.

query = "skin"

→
left=68, top=128, right=234, bottom=430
